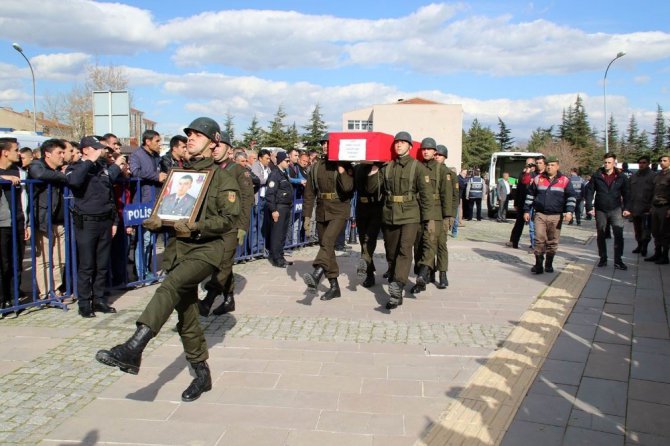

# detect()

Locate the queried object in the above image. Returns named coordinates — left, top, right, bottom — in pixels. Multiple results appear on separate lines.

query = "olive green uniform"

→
left=137, top=157, right=240, bottom=363
left=414, top=159, right=454, bottom=270
left=651, top=167, right=670, bottom=250
left=303, top=158, right=354, bottom=279
left=354, top=164, right=383, bottom=272
left=205, top=161, right=255, bottom=296
left=436, top=166, right=459, bottom=271
left=369, top=154, right=430, bottom=286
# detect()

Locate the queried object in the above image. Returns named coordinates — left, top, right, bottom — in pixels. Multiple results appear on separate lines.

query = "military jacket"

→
left=303, top=158, right=354, bottom=221
left=447, top=166, right=459, bottom=216
left=422, top=159, right=453, bottom=221
left=629, top=168, right=656, bottom=215
left=162, top=157, right=240, bottom=271
left=652, top=168, right=670, bottom=207
left=222, top=161, right=254, bottom=232
left=368, top=154, right=431, bottom=225
left=354, top=163, right=383, bottom=207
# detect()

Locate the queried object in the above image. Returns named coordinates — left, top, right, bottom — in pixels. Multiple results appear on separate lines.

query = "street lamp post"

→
left=12, top=42, right=37, bottom=133
left=603, top=51, right=626, bottom=153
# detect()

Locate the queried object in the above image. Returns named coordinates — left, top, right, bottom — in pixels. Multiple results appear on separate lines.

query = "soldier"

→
left=629, top=155, right=656, bottom=257
left=433, top=144, right=459, bottom=288
left=411, top=138, right=454, bottom=294
left=265, top=151, right=295, bottom=268
left=645, top=154, right=670, bottom=264
left=199, top=135, right=254, bottom=317
left=354, top=162, right=384, bottom=288
left=302, top=133, right=354, bottom=300
left=368, top=131, right=430, bottom=309
left=96, top=117, right=241, bottom=402
left=523, top=156, right=577, bottom=274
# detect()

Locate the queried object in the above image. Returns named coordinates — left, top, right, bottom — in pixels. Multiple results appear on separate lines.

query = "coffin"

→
left=327, top=132, right=421, bottom=162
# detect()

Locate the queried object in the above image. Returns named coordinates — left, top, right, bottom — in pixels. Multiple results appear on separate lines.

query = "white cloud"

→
left=633, top=75, right=651, bottom=84
left=30, top=53, right=91, bottom=81
left=0, top=89, right=30, bottom=102
left=0, top=0, right=168, bottom=54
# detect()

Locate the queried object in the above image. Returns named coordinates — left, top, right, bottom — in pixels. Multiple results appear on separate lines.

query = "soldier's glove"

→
left=425, top=220, right=436, bottom=236
left=174, top=219, right=198, bottom=238
left=443, top=217, right=454, bottom=233
left=303, top=217, right=311, bottom=233
left=237, top=229, right=246, bottom=246
left=141, top=214, right=162, bottom=232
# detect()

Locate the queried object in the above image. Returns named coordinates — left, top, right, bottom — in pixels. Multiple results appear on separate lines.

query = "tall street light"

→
left=12, top=42, right=37, bottom=133
left=603, top=51, right=626, bottom=153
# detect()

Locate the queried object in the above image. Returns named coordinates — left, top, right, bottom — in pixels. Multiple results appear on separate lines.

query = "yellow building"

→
left=0, top=107, right=74, bottom=139
left=342, top=97, right=463, bottom=169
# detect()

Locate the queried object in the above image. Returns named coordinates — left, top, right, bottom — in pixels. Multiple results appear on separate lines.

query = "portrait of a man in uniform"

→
left=155, top=170, right=209, bottom=221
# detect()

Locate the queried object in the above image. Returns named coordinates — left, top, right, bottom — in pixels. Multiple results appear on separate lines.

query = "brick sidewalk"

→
left=0, top=218, right=595, bottom=445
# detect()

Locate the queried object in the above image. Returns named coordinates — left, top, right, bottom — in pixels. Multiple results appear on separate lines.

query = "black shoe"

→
left=93, top=302, right=117, bottom=314
left=320, top=278, right=341, bottom=301
left=640, top=245, right=648, bottom=257
left=272, top=259, right=288, bottom=268
left=212, top=294, right=235, bottom=315
left=181, top=361, right=212, bottom=402
left=436, top=271, right=448, bottom=289
left=597, top=258, right=608, bottom=267
left=386, top=282, right=404, bottom=309
left=544, top=254, right=555, bottom=273
left=78, top=307, right=96, bottom=318
left=96, top=324, right=153, bottom=375
left=531, top=254, right=544, bottom=274
left=655, top=248, right=669, bottom=265
left=303, top=266, right=325, bottom=289
left=614, top=261, right=628, bottom=270
left=198, top=290, right=218, bottom=317
left=632, top=246, right=641, bottom=254
left=410, top=283, right=425, bottom=294
left=645, top=250, right=661, bottom=262
left=415, top=265, right=431, bottom=289
left=281, top=258, right=294, bottom=266
left=362, top=273, right=375, bottom=288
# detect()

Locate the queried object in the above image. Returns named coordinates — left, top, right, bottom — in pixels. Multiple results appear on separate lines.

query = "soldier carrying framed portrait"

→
left=153, top=168, right=213, bottom=225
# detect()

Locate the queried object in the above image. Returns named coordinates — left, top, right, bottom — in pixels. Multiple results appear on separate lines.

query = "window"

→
left=347, top=120, right=373, bottom=131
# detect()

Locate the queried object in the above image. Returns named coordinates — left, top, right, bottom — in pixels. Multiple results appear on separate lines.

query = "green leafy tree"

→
left=242, top=114, right=264, bottom=149
left=301, top=103, right=328, bottom=151
left=223, top=112, right=235, bottom=143
left=559, top=95, right=598, bottom=172
left=262, top=105, right=290, bottom=148
left=652, top=104, right=667, bottom=153
left=462, top=119, right=497, bottom=172
left=527, top=126, right=554, bottom=153
left=496, top=117, right=514, bottom=151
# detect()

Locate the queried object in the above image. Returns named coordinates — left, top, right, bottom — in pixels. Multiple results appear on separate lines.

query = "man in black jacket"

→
left=586, top=152, right=631, bottom=270
left=266, top=151, right=294, bottom=268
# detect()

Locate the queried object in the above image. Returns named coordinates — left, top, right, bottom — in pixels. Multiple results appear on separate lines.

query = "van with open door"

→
left=487, top=151, right=543, bottom=218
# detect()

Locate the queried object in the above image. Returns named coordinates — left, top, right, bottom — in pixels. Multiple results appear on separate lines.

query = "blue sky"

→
left=1, top=0, right=669, bottom=143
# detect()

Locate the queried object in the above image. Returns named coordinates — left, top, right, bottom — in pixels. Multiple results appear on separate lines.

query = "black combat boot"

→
left=436, top=271, right=448, bottom=289
left=640, top=242, right=649, bottom=257
left=544, top=254, right=555, bottom=273
left=181, top=361, right=212, bottom=402
left=95, top=324, right=153, bottom=375
left=212, top=294, right=235, bottom=315
left=303, top=266, right=325, bottom=289
left=386, top=282, right=404, bottom=309
left=198, top=290, right=218, bottom=317
left=410, top=281, right=425, bottom=294
left=415, top=265, right=431, bottom=288
left=531, top=254, right=544, bottom=274
left=655, top=247, right=669, bottom=265
left=645, top=249, right=661, bottom=262
left=321, top=278, right=341, bottom=300
left=430, top=270, right=436, bottom=283
left=362, top=264, right=375, bottom=288
left=632, top=245, right=641, bottom=254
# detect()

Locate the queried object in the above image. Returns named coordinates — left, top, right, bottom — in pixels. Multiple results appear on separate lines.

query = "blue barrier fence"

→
left=0, top=176, right=355, bottom=317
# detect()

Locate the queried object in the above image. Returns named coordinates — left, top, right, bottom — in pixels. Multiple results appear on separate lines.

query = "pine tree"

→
left=262, top=105, right=289, bottom=148
left=223, top=112, right=235, bottom=143
left=287, top=122, right=300, bottom=150
left=462, top=119, right=497, bottom=171
left=496, top=117, right=514, bottom=151
left=622, top=114, right=640, bottom=160
left=242, top=114, right=264, bottom=149
left=605, top=114, right=619, bottom=153
left=527, top=127, right=554, bottom=152
left=652, top=104, right=667, bottom=153
left=301, top=103, right=328, bottom=150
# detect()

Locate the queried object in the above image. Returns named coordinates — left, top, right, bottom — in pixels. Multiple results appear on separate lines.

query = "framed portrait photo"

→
left=153, top=169, right=213, bottom=225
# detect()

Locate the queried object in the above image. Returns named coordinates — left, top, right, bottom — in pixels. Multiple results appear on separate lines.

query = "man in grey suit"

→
left=159, top=174, right=197, bottom=217
left=496, top=172, right=511, bottom=222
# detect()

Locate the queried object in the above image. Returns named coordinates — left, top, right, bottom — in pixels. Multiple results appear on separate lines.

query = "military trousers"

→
left=314, top=218, right=347, bottom=279
left=356, top=204, right=382, bottom=271
left=137, top=259, right=215, bottom=363
left=205, top=230, right=239, bottom=296
left=436, top=221, right=449, bottom=272
left=414, top=220, right=439, bottom=270
left=632, top=214, right=652, bottom=246
left=383, top=222, right=420, bottom=286
left=533, top=212, right=562, bottom=255
left=651, top=205, right=670, bottom=249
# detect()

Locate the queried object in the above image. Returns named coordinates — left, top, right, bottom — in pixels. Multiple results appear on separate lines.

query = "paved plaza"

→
left=0, top=217, right=667, bottom=445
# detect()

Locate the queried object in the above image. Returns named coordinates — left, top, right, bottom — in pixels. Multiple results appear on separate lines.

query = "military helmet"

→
left=319, top=133, right=330, bottom=143
left=219, top=131, right=232, bottom=147
left=183, top=117, right=221, bottom=143
left=436, top=144, right=449, bottom=157
left=420, top=137, right=437, bottom=150
left=394, top=131, right=413, bottom=144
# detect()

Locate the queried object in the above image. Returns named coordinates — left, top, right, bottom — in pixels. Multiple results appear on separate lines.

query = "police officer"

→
left=66, top=136, right=125, bottom=318
left=412, top=138, right=454, bottom=294
left=266, top=151, right=294, bottom=267
left=96, top=117, right=241, bottom=402
left=199, top=135, right=255, bottom=317
left=303, top=133, right=354, bottom=300
left=354, top=162, right=383, bottom=288
left=645, top=154, right=670, bottom=264
left=368, top=131, right=430, bottom=309
left=433, top=144, right=458, bottom=289
left=465, top=168, right=485, bottom=220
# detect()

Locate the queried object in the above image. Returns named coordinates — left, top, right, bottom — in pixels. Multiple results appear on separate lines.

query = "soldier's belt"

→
left=319, top=192, right=338, bottom=200
left=359, top=196, right=379, bottom=203
left=389, top=194, right=414, bottom=203
left=432, top=194, right=440, bottom=200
